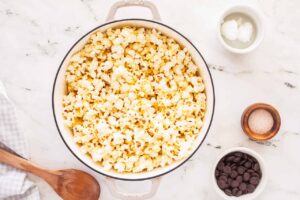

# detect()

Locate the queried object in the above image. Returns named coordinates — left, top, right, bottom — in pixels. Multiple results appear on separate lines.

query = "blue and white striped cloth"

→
left=0, top=81, right=40, bottom=200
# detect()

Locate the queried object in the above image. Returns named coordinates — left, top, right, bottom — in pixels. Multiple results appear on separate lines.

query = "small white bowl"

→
left=217, top=5, right=264, bottom=54
left=212, top=147, right=267, bottom=200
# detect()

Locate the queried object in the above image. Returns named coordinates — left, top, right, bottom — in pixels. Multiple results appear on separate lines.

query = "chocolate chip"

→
left=228, top=178, right=232, bottom=185
left=244, top=161, right=252, bottom=168
left=230, top=163, right=236, bottom=167
left=233, top=157, right=241, bottom=162
left=240, top=159, right=246, bottom=165
left=219, top=175, right=227, bottom=182
left=230, top=170, right=238, bottom=178
left=250, top=177, right=259, bottom=185
left=247, top=184, right=256, bottom=193
left=215, top=170, right=219, bottom=177
left=224, top=189, right=232, bottom=196
left=253, top=163, right=260, bottom=171
left=234, top=152, right=243, bottom=157
left=236, top=175, right=243, bottom=183
left=223, top=166, right=231, bottom=174
left=226, top=156, right=235, bottom=162
left=236, top=190, right=243, bottom=197
left=231, top=165, right=237, bottom=170
left=243, top=172, right=250, bottom=181
left=231, top=180, right=239, bottom=188
left=217, top=179, right=228, bottom=189
left=232, top=188, right=239, bottom=196
left=239, top=183, right=247, bottom=191
left=217, top=162, right=224, bottom=171
left=220, top=173, right=227, bottom=177
left=237, top=166, right=245, bottom=174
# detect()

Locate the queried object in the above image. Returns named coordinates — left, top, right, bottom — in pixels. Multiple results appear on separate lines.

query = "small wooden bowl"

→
left=241, top=103, right=281, bottom=141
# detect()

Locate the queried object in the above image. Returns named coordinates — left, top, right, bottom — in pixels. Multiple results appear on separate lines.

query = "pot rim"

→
left=52, top=18, right=215, bottom=181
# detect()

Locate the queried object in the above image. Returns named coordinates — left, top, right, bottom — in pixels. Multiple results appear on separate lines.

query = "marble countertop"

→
left=0, top=0, right=300, bottom=199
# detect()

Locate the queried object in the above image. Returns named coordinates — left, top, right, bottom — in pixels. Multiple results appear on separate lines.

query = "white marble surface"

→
left=0, top=0, right=300, bottom=199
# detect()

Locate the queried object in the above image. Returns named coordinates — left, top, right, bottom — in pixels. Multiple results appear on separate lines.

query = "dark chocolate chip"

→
left=215, top=170, right=219, bottom=177
left=223, top=166, right=231, bottom=174
left=236, top=176, right=243, bottom=183
left=217, top=162, right=224, bottom=171
left=252, top=172, right=260, bottom=178
left=243, top=172, right=250, bottom=181
left=226, top=156, right=235, bottom=162
left=236, top=190, right=243, bottom=197
left=253, top=163, right=260, bottom=171
left=233, top=157, right=241, bottom=162
left=247, top=184, right=256, bottom=193
left=231, top=180, right=239, bottom=188
left=224, top=189, right=232, bottom=196
left=234, top=152, right=243, bottom=157
left=244, top=161, right=252, bottom=168
left=228, top=178, right=232, bottom=185
left=231, top=163, right=236, bottom=167
left=239, top=183, right=247, bottom=191
left=230, top=170, right=238, bottom=178
left=240, top=159, right=247, bottom=165
left=217, top=179, right=228, bottom=189
left=250, top=177, right=259, bottom=185
left=232, top=188, right=239, bottom=196
left=237, top=166, right=245, bottom=174
left=219, top=175, right=227, bottom=182
left=220, top=173, right=226, bottom=177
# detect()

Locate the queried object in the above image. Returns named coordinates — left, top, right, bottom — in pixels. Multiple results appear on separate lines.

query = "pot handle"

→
left=106, top=0, right=161, bottom=21
left=106, top=177, right=161, bottom=200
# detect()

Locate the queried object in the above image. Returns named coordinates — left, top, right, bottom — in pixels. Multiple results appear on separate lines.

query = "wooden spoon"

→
left=0, top=148, right=100, bottom=200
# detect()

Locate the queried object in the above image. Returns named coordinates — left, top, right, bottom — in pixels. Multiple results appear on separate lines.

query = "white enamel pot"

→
left=52, top=1, right=215, bottom=199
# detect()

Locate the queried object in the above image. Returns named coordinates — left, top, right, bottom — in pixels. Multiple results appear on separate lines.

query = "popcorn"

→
left=114, top=161, right=126, bottom=172
left=111, top=45, right=124, bottom=59
left=113, top=132, right=124, bottom=145
left=91, top=148, right=103, bottom=162
left=92, top=79, right=105, bottom=91
left=115, top=99, right=124, bottom=110
left=102, top=61, right=113, bottom=71
left=63, top=26, right=207, bottom=173
left=103, top=160, right=113, bottom=170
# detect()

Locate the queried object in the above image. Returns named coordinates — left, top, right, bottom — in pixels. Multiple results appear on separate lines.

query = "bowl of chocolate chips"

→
left=212, top=147, right=267, bottom=200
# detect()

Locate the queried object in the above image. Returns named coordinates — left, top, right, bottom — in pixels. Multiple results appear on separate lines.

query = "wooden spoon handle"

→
left=0, top=148, right=57, bottom=180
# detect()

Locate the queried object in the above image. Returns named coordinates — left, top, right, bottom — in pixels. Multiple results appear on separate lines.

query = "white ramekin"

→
left=217, top=5, right=264, bottom=54
left=212, top=147, right=267, bottom=200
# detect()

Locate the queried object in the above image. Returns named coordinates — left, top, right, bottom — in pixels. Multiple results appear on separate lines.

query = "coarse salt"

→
left=248, top=109, right=274, bottom=134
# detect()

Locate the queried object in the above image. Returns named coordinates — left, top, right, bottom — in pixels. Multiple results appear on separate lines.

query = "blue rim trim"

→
left=52, top=18, right=215, bottom=181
